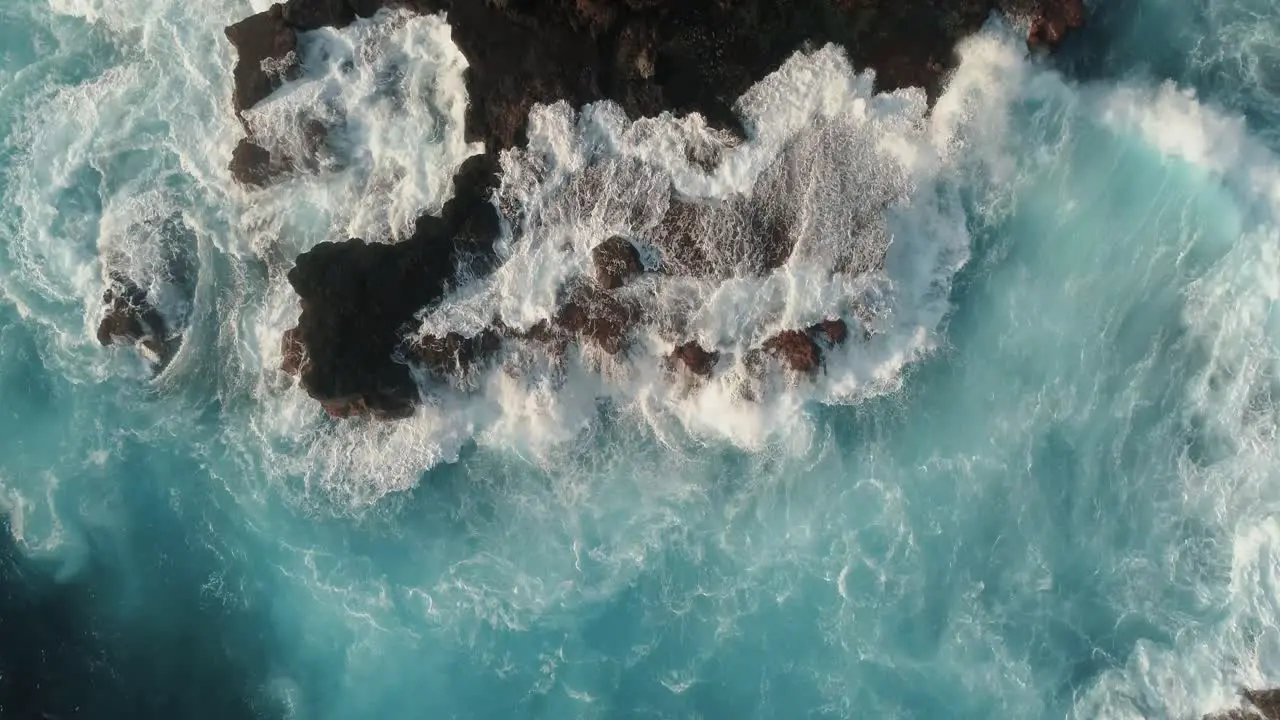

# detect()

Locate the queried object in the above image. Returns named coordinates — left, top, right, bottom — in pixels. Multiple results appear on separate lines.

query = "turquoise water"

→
left=4, top=1, right=1280, bottom=718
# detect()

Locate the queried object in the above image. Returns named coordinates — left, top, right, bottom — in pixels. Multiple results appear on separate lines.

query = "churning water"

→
left=2, top=0, right=1280, bottom=718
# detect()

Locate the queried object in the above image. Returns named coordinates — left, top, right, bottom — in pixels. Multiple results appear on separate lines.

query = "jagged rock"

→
left=224, top=5, right=298, bottom=119
left=227, top=0, right=1088, bottom=173
left=286, top=153, right=501, bottom=419
left=229, top=139, right=287, bottom=187
left=808, top=318, right=848, bottom=346
left=281, top=0, right=355, bottom=31
left=592, top=236, right=643, bottom=290
left=248, top=0, right=1088, bottom=417
left=763, top=329, right=822, bottom=374
left=96, top=273, right=175, bottom=369
left=300, top=119, right=330, bottom=169
left=553, top=286, right=643, bottom=355
left=1205, top=688, right=1280, bottom=720
left=320, top=394, right=415, bottom=420
left=409, top=329, right=502, bottom=377
left=281, top=326, right=307, bottom=376
left=1247, top=690, right=1280, bottom=719
left=649, top=195, right=796, bottom=278
left=228, top=120, right=332, bottom=186
left=1026, top=0, right=1085, bottom=49
left=667, top=341, right=719, bottom=377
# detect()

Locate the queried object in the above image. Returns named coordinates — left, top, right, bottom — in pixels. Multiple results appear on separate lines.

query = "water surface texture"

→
left=3, top=1, right=1280, bottom=718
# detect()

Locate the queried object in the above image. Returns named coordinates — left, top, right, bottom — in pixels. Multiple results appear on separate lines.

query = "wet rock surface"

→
left=1206, top=689, right=1280, bottom=720
left=763, top=330, right=823, bottom=374
left=409, top=329, right=503, bottom=378
left=1026, top=0, right=1086, bottom=49
left=97, top=272, right=176, bottom=370
left=553, top=286, right=643, bottom=356
left=225, top=0, right=1087, bottom=417
left=758, top=318, right=853, bottom=374
left=224, top=5, right=298, bottom=119
left=284, top=153, right=500, bottom=418
left=592, top=236, right=643, bottom=290
left=667, top=341, right=719, bottom=377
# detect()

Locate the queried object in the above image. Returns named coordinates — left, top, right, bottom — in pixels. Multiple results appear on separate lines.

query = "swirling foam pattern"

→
left=2, top=0, right=1280, bottom=718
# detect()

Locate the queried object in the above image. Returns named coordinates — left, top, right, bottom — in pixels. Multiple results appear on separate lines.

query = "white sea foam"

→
left=244, top=31, right=1038, bottom=506
left=242, top=10, right=478, bottom=243
left=1058, top=53, right=1280, bottom=720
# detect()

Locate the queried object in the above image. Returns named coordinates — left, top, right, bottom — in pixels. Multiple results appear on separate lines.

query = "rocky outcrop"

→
left=408, top=329, right=502, bottom=378
left=283, top=153, right=500, bottom=418
left=809, top=318, right=849, bottom=346
left=649, top=198, right=796, bottom=278
left=228, top=139, right=284, bottom=187
left=281, top=326, right=307, bottom=376
left=758, top=318, right=852, bottom=374
left=224, top=5, right=298, bottom=120
left=1026, top=0, right=1085, bottom=49
left=668, top=341, right=719, bottom=378
left=763, top=330, right=822, bottom=374
left=553, top=286, right=642, bottom=355
left=229, top=0, right=1087, bottom=417
left=1206, top=689, right=1280, bottom=720
left=592, top=236, right=643, bottom=290
left=224, top=0, right=1088, bottom=185
left=97, top=273, right=175, bottom=369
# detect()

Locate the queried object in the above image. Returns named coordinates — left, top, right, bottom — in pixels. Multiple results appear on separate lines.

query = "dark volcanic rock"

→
left=758, top=318, right=851, bottom=374
left=1027, top=0, right=1085, bottom=49
left=281, top=0, right=355, bottom=31
left=668, top=341, right=719, bottom=377
left=226, top=0, right=1087, bottom=173
left=286, top=153, right=501, bottom=419
left=763, top=329, right=822, bottom=374
left=592, top=236, right=643, bottom=290
left=229, top=139, right=286, bottom=187
left=1247, top=690, right=1280, bottom=719
left=1205, top=688, right=1280, bottom=720
left=649, top=195, right=796, bottom=278
left=809, top=318, right=848, bottom=346
left=281, top=326, right=307, bottom=376
left=409, top=329, right=502, bottom=377
left=242, top=0, right=1086, bottom=417
left=553, top=286, right=642, bottom=355
left=224, top=5, right=298, bottom=119
left=97, top=273, right=174, bottom=368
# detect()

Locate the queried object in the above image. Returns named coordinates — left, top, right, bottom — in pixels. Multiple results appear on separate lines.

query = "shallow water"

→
left=3, top=1, right=1280, bottom=718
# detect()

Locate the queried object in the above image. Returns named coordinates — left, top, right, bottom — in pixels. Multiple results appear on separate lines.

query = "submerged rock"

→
left=96, top=273, right=176, bottom=369
left=408, top=329, right=502, bottom=378
left=1206, top=689, right=1280, bottom=720
left=241, top=0, right=1088, bottom=417
left=592, top=236, right=643, bottom=290
left=763, top=330, right=822, bottom=374
left=667, top=341, right=719, bottom=377
left=553, top=286, right=643, bottom=355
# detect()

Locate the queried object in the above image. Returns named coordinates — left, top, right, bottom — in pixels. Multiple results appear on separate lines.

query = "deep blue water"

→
left=4, top=1, right=1280, bottom=718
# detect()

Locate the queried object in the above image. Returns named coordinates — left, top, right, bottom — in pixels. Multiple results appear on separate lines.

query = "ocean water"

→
left=3, top=0, right=1280, bottom=718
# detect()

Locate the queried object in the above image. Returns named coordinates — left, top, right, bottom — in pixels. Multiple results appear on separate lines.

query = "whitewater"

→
left=3, top=0, right=1280, bottom=717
